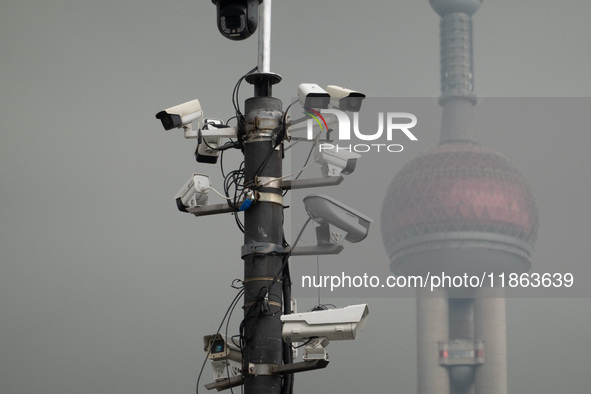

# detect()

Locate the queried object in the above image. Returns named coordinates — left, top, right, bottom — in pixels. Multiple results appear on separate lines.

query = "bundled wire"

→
left=232, top=66, right=258, bottom=126
left=195, top=284, right=245, bottom=394
left=223, top=162, right=247, bottom=232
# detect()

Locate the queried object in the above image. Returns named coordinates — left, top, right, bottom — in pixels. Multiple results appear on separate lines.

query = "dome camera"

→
left=212, top=0, right=263, bottom=41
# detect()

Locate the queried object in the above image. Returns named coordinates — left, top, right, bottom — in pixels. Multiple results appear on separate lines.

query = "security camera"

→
left=298, top=83, right=330, bottom=109
left=203, top=334, right=242, bottom=383
left=196, top=119, right=224, bottom=164
left=175, top=174, right=211, bottom=212
left=303, top=194, right=372, bottom=243
left=203, top=334, right=242, bottom=363
left=326, top=85, right=366, bottom=112
left=155, top=99, right=203, bottom=136
left=281, top=304, right=369, bottom=342
left=314, top=145, right=360, bottom=176
left=212, top=0, right=262, bottom=41
left=195, top=119, right=238, bottom=164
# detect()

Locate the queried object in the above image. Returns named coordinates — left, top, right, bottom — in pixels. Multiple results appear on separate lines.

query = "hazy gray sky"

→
left=1, top=1, right=590, bottom=393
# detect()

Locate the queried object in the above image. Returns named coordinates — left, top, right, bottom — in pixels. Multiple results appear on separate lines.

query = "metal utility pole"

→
left=161, top=3, right=370, bottom=392
left=241, top=2, right=286, bottom=393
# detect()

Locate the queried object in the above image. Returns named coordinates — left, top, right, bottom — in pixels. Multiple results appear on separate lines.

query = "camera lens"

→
left=214, top=0, right=259, bottom=41
left=211, top=339, right=225, bottom=354
left=224, top=15, right=242, bottom=30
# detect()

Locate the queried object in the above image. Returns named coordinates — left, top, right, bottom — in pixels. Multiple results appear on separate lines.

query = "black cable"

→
left=292, top=338, right=315, bottom=349
left=310, top=304, right=337, bottom=311
left=235, top=219, right=313, bottom=393
left=245, top=144, right=276, bottom=187
left=226, top=116, right=238, bottom=126
left=244, top=98, right=297, bottom=189
left=232, top=66, right=258, bottom=118
left=293, top=140, right=316, bottom=182
left=220, top=150, right=226, bottom=179
left=282, top=100, right=299, bottom=128
left=280, top=100, right=298, bottom=148
left=225, top=285, right=244, bottom=394
left=223, top=163, right=247, bottom=232
left=278, top=99, right=298, bottom=150
left=196, top=287, right=245, bottom=394
left=281, top=261, right=294, bottom=394
left=202, top=140, right=236, bottom=154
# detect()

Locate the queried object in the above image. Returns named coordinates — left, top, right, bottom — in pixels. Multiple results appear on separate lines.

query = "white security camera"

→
left=212, top=0, right=262, bottom=41
left=203, top=334, right=242, bottom=363
left=155, top=99, right=203, bottom=135
left=303, top=194, right=372, bottom=243
left=203, top=334, right=242, bottom=383
left=298, top=83, right=330, bottom=109
left=196, top=119, right=238, bottom=164
left=281, top=304, right=369, bottom=342
left=210, top=359, right=242, bottom=383
left=197, top=119, right=222, bottom=164
left=175, top=174, right=211, bottom=212
left=314, top=145, right=360, bottom=176
left=326, top=85, right=366, bottom=112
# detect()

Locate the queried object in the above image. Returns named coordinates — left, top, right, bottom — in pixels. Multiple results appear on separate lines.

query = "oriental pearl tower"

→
left=381, top=1, right=538, bottom=394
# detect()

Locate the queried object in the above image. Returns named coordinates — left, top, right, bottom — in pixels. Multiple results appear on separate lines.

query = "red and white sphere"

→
left=381, top=142, right=538, bottom=277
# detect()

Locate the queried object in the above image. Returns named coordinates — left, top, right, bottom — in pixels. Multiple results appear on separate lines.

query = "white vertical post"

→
left=258, top=0, right=272, bottom=73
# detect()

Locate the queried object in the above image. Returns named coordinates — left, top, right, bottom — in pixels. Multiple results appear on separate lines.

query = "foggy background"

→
left=1, top=1, right=590, bottom=393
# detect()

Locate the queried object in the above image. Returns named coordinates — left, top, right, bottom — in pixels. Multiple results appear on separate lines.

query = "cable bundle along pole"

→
left=241, top=94, right=284, bottom=394
left=160, top=2, right=370, bottom=393
left=241, top=1, right=287, bottom=393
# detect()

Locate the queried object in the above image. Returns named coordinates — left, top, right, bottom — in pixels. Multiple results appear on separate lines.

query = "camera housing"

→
left=203, top=334, right=242, bottom=383
left=195, top=119, right=238, bottom=164
left=314, top=145, right=360, bottom=177
left=298, top=83, right=331, bottom=109
left=326, top=85, right=366, bottom=112
left=303, top=194, right=372, bottom=243
left=155, top=99, right=203, bottom=132
left=196, top=119, right=224, bottom=164
left=212, top=0, right=262, bottom=41
left=281, top=304, right=369, bottom=343
left=175, top=174, right=211, bottom=212
left=203, top=334, right=242, bottom=362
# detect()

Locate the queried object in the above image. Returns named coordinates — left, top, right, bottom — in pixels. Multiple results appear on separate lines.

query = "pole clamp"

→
left=255, top=176, right=281, bottom=189
left=241, top=242, right=291, bottom=257
left=248, top=363, right=277, bottom=376
left=255, top=191, right=283, bottom=205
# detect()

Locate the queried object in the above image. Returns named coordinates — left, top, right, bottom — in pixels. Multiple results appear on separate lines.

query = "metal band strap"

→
left=255, top=176, right=281, bottom=189
left=248, top=363, right=276, bottom=376
left=244, top=276, right=281, bottom=283
left=256, top=191, right=283, bottom=205
left=241, top=242, right=291, bottom=257
left=242, top=301, right=282, bottom=309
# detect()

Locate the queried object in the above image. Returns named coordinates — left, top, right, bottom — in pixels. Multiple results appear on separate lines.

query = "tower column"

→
left=474, top=290, right=507, bottom=394
left=448, top=298, right=474, bottom=339
left=448, top=298, right=475, bottom=394
left=439, top=11, right=477, bottom=143
left=417, top=287, right=450, bottom=394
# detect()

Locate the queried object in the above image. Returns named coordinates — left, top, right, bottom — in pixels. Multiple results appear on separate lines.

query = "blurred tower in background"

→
left=381, top=1, right=538, bottom=393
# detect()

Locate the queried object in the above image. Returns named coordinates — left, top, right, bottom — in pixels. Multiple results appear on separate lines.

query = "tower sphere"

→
left=381, top=141, right=538, bottom=277
left=429, top=0, right=483, bottom=16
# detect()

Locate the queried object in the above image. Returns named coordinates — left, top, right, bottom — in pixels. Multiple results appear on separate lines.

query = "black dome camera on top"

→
left=212, top=0, right=263, bottom=41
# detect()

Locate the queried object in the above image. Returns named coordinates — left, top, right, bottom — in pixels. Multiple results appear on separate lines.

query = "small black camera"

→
left=212, top=0, right=263, bottom=41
